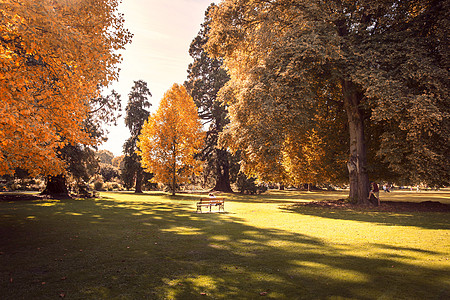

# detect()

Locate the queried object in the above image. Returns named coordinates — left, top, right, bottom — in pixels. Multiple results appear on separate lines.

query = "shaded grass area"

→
left=0, top=190, right=449, bottom=299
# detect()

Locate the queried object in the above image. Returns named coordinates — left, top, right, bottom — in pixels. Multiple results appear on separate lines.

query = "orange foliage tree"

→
left=137, top=84, right=204, bottom=195
left=0, top=0, right=132, bottom=176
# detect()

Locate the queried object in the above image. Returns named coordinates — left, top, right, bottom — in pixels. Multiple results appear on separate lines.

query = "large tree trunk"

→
left=343, top=80, right=370, bottom=205
left=212, top=148, right=233, bottom=192
left=41, top=174, right=70, bottom=198
left=135, top=168, right=143, bottom=193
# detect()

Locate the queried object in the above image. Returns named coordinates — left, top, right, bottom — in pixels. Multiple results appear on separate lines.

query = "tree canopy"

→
left=137, top=84, right=204, bottom=195
left=0, top=0, right=132, bottom=176
left=96, top=150, right=115, bottom=165
left=206, top=0, right=449, bottom=203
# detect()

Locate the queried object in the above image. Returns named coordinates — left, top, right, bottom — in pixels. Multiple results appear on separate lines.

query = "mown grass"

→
left=0, top=190, right=449, bottom=299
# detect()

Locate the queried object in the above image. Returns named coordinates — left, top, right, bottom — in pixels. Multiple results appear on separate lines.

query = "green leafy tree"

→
left=123, top=80, right=152, bottom=193
left=99, top=163, right=120, bottom=182
left=185, top=4, right=233, bottom=192
left=112, top=155, right=124, bottom=169
left=96, top=150, right=114, bottom=165
left=207, top=0, right=449, bottom=204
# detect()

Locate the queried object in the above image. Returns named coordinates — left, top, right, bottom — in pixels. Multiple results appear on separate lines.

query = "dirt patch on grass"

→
left=296, top=199, right=450, bottom=212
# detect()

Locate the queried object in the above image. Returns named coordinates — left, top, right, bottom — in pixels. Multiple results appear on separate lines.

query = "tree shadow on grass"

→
left=280, top=203, right=450, bottom=230
left=0, top=198, right=448, bottom=299
left=219, top=190, right=348, bottom=204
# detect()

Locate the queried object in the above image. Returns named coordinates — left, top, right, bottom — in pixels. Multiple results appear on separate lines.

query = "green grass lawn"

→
left=0, top=190, right=449, bottom=299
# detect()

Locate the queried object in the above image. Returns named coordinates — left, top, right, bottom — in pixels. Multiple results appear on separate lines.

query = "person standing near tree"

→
left=368, top=182, right=380, bottom=205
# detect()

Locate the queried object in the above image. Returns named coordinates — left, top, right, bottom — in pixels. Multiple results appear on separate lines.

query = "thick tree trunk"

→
left=212, top=148, right=233, bottom=192
left=343, top=80, right=370, bottom=205
left=135, top=168, right=143, bottom=193
left=41, top=174, right=70, bottom=198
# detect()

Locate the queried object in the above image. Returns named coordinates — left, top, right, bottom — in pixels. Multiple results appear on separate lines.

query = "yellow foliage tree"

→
left=137, top=84, right=204, bottom=195
left=282, top=129, right=327, bottom=189
left=0, top=0, right=132, bottom=176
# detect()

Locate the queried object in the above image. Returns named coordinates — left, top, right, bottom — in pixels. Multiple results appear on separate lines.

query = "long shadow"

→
left=0, top=198, right=448, bottom=299
left=219, top=190, right=347, bottom=204
left=280, top=203, right=450, bottom=230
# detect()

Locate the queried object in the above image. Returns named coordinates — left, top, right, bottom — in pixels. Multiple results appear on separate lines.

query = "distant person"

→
left=368, top=182, right=380, bottom=205
left=209, top=193, right=216, bottom=198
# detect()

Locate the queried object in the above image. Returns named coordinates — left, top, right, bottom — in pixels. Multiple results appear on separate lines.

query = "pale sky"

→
left=99, top=0, right=215, bottom=156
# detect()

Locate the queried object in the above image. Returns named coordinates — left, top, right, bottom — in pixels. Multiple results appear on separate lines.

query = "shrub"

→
left=236, top=173, right=266, bottom=194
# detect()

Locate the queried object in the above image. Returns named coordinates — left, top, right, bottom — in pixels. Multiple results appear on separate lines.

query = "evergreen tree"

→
left=123, top=80, right=152, bottom=193
left=185, top=4, right=233, bottom=192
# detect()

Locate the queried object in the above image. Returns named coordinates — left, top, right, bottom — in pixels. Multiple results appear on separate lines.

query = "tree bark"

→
left=41, top=174, right=70, bottom=198
left=171, top=143, right=176, bottom=196
left=135, top=168, right=143, bottom=193
left=171, top=163, right=176, bottom=196
left=212, top=148, right=233, bottom=192
left=343, top=80, right=370, bottom=205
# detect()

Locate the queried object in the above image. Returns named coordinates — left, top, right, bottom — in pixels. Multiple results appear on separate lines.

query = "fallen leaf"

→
left=61, top=277, right=67, bottom=280
left=200, top=292, right=207, bottom=296
left=260, top=292, right=268, bottom=296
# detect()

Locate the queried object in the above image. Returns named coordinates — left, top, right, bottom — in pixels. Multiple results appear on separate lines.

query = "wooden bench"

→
left=196, top=198, right=225, bottom=213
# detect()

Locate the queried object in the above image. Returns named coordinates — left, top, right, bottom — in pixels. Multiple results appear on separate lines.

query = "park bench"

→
left=196, top=198, right=225, bottom=213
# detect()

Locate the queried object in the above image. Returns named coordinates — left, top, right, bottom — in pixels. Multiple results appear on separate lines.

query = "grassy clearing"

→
left=0, top=190, right=449, bottom=299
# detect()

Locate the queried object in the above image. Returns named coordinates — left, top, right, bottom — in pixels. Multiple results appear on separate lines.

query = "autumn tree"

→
left=123, top=80, right=152, bottom=193
left=206, top=0, right=449, bottom=204
left=0, top=0, right=132, bottom=177
left=185, top=4, right=233, bottom=192
left=40, top=89, right=123, bottom=196
left=137, top=84, right=204, bottom=196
